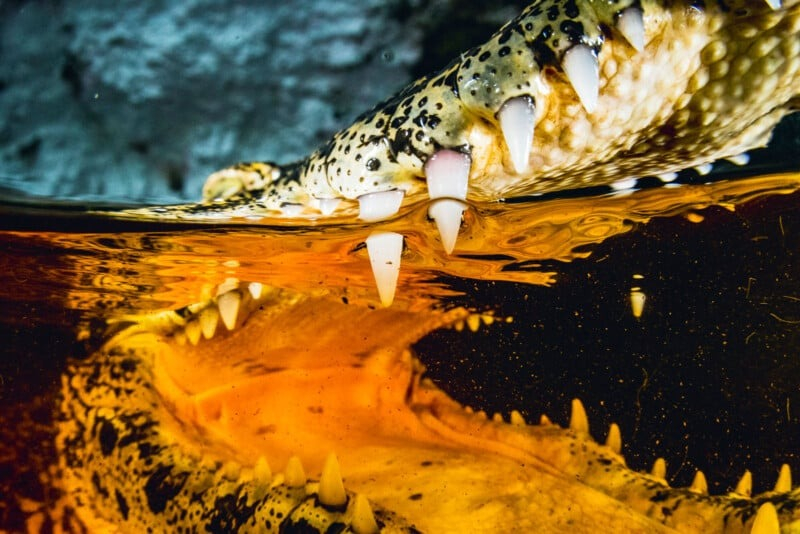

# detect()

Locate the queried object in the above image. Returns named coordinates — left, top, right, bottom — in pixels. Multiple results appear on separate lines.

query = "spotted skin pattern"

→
left=47, top=0, right=800, bottom=532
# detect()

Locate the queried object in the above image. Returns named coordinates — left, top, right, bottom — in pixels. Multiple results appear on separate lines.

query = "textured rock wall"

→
left=0, top=0, right=425, bottom=203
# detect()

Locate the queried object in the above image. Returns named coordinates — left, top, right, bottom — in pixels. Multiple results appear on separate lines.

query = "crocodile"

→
left=7, top=0, right=800, bottom=531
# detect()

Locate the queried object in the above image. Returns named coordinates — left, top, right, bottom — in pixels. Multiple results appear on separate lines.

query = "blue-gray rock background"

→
left=0, top=0, right=523, bottom=203
left=0, top=1, right=796, bottom=204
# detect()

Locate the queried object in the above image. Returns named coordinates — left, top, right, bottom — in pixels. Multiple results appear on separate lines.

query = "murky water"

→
left=2, top=166, right=800, bottom=528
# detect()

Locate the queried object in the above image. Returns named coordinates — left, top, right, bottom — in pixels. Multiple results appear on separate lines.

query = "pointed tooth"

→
left=569, top=398, right=590, bottom=435
left=425, top=149, right=470, bottom=200
left=726, top=153, right=750, bottom=166
left=656, top=172, right=678, bottom=182
left=280, top=203, right=304, bottom=217
left=222, top=461, right=242, bottom=481
left=217, top=291, right=241, bottom=330
left=199, top=307, right=219, bottom=339
left=540, top=414, right=552, bottom=425
left=734, top=470, right=752, bottom=497
left=774, top=464, right=792, bottom=493
left=694, top=162, right=713, bottom=176
left=510, top=410, right=526, bottom=426
left=185, top=320, right=202, bottom=345
left=248, top=282, right=264, bottom=300
left=285, top=456, right=306, bottom=488
left=365, top=231, right=403, bottom=307
left=316, top=197, right=342, bottom=215
left=429, top=200, right=466, bottom=254
left=466, top=314, right=481, bottom=332
left=763, top=0, right=781, bottom=10
left=254, top=456, right=272, bottom=484
left=497, top=96, right=535, bottom=174
left=617, top=7, right=645, bottom=52
left=492, top=412, right=504, bottom=423
left=605, top=423, right=622, bottom=454
left=563, top=45, right=599, bottom=113
left=611, top=177, right=638, bottom=191
left=351, top=494, right=379, bottom=534
left=690, top=470, right=708, bottom=494
left=751, top=502, right=780, bottom=534
left=651, top=457, right=667, bottom=481
left=358, top=190, right=404, bottom=221
left=319, top=453, right=347, bottom=507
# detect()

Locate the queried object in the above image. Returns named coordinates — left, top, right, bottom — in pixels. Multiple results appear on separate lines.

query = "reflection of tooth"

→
left=425, top=149, right=471, bottom=254
left=752, top=502, right=780, bottom=534
left=569, top=398, right=589, bottom=434
left=217, top=291, right=241, bottom=330
left=689, top=470, right=708, bottom=494
left=317, top=197, right=342, bottom=215
left=351, top=494, right=379, bottom=534
left=617, top=7, right=645, bottom=52
left=365, top=232, right=403, bottom=307
left=651, top=458, right=667, bottom=481
left=563, top=45, right=599, bottom=113
left=497, top=96, right=535, bottom=174
left=285, top=456, right=306, bottom=488
left=358, top=190, right=404, bottom=221
left=605, top=423, right=622, bottom=454
left=734, top=470, right=752, bottom=497
left=319, top=453, right=347, bottom=507
left=199, top=307, right=218, bottom=339
left=248, top=282, right=264, bottom=300
left=774, top=464, right=792, bottom=492
left=185, top=320, right=202, bottom=345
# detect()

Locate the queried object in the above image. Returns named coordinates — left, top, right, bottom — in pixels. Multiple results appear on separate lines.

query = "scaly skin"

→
left=45, top=0, right=800, bottom=532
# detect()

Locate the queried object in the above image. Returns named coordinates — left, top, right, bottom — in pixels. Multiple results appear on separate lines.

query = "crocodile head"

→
left=38, top=0, right=800, bottom=531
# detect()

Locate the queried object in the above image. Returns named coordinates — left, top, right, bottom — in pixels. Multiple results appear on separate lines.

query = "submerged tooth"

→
left=563, top=45, right=599, bottom=113
left=734, top=470, right=752, bottom=497
left=774, top=464, right=792, bottom=492
left=425, top=149, right=471, bottom=254
left=497, top=96, right=536, bottom=174
left=351, top=494, right=379, bottom=534
left=358, top=190, right=404, bottom=222
left=217, top=291, right=241, bottom=330
left=605, top=423, right=622, bottom=454
left=319, top=453, right=347, bottom=507
left=199, top=307, right=219, bottom=339
left=569, top=398, right=590, bottom=435
left=751, top=502, right=780, bottom=534
left=690, top=470, right=708, bottom=494
left=185, top=320, right=202, bottom=345
left=617, top=7, right=645, bottom=52
left=651, top=458, right=667, bottom=481
left=285, top=456, right=307, bottom=488
left=365, top=232, right=403, bottom=307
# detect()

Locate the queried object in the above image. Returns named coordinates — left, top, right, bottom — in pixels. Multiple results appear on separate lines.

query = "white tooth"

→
left=605, top=423, right=622, bottom=454
left=563, top=45, right=599, bottom=113
left=774, top=463, right=792, bottom=492
left=498, top=96, right=536, bottom=174
left=611, top=177, right=637, bottom=191
left=317, top=197, right=342, bottom=215
left=425, top=150, right=471, bottom=254
left=199, top=307, right=218, bottom=339
left=694, top=163, right=713, bottom=176
left=217, top=291, right=241, bottom=330
left=365, top=231, right=403, bottom=307
left=726, top=153, right=750, bottom=166
left=751, top=503, right=780, bottom=534
left=358, top=190, right=404, bottom=221
left=351, top=494, right=379, bottom=534
left=248, top=282, right=264, bottom=300
left=319, top=453, right=347, bottom=507
left=185, top=320, right=202, bottom=345
left=617, top=7, right=645, bottom=52
left=429, top=200, right=466, bottom=254
left=656, top=172, right=678, bottom=182
left=284, top=456, right=306, bottom=488
left=569, top=398, right=590, bottom=434
left=280, top=203, right=304, bottom=217
left=764, top=0, right=781, bottom=10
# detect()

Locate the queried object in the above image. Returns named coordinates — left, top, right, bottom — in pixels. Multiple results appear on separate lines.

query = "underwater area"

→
left=1, top=0, right=800, bottom=531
